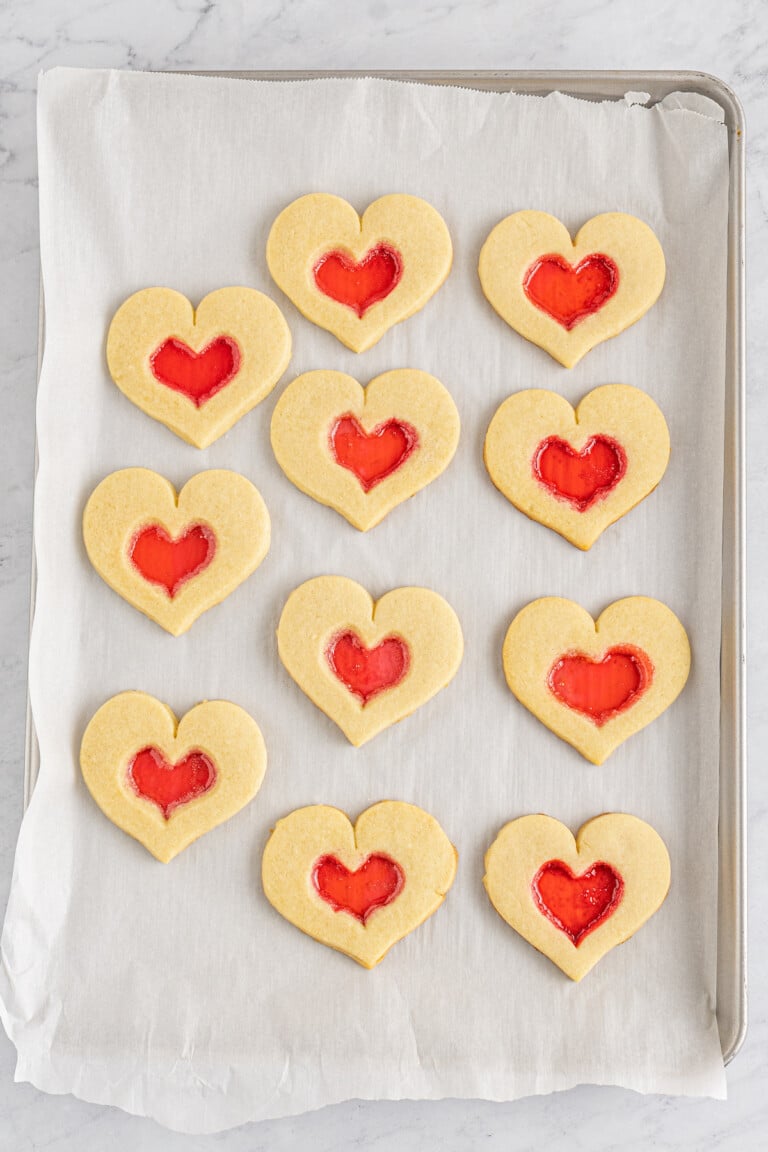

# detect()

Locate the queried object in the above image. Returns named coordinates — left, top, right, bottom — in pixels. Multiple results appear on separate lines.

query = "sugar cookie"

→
left=106, top=287, right=291, bottom=446
left=502, top=597, right=690, bottom=764
left=484, top=385, right=670, bottom=549
left=80, top=691, right=267, bottom=862
left=479, top=211, right=665, bottom=367
left=262, top=801, right=457, bottom=967
left=277, top=575, right=463, bottom=746
left=271, top=369, right=460, bottom=530
left=484, top=813, right=671, bottom=980
left=83, top=468, right=270, bottom=636
left=266, top=194, right=452, bottom=352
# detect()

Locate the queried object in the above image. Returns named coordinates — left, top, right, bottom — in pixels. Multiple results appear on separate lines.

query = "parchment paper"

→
left=0, top=69, right=730, bottom=1132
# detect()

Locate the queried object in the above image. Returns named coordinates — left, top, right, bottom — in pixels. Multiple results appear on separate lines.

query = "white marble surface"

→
left=0, top=0, right=764, bottom=1148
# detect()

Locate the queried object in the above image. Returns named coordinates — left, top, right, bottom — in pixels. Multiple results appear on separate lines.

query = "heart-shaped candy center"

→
left=548, top=646, right=653, bottom=726
left=127, top=746, right=217, bottom=820
left=150, top=336, right=241, bottom=406
left=313, top=245, right=403, bottom=317
left=523, top=253, right=619, bottom=330
left=330, top=413, right=418, bottom=491
left=326, top=630, right=410, bottom=705
left=534, top=435, right=627, bottom=510
left=532, top=859, right=624, bottom=945
left=129, top=524, right=216, bottom=598
left=312, top=853, right=405, bottom=923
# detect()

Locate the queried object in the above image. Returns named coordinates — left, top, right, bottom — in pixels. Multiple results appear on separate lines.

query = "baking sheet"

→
left=3, top=69, right=734, bottom=1130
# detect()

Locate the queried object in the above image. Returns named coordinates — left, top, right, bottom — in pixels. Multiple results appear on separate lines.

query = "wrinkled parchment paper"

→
left=0, top=70, right=729, bottom=1131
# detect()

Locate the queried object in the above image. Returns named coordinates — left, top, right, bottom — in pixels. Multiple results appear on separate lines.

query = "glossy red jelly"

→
left=129, top=524, right=215, bottom=598
left=532, top=859, right=624, bottom=946
left=330, top=413, right=418, bottom=492
left=523, top=253, right=619, bottom=330
left=127, top=746, right=216, bottom=820
left=150, top=336, right=241, bottom=406
left=312, top=853, right=405, bottom=923
left=313, top=245, right=403, bottom=317
left=326, top=630, right=410, bottom=706
left=534, top=435, right=627, bottom=511
left=548, top=645, right=653, bottom=726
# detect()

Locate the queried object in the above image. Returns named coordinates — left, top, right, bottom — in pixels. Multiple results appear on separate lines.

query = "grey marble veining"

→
left=0, top=0, right=765, bottom=1149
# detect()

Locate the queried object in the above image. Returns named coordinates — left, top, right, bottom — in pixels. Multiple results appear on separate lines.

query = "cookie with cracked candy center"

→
left=267, top=193, right=452, bottom=352
left=478, top=211, right=665, bottom=368
left=484, top=384, right=670, bottom=550
left=502, top=596, right=690, bottom=764
left=80, top=691, right=267, bottom=863
left=271, top=368, right=460, bottom=531
left=83, top=468, right=270, bottom=637
left=484, top=813, right=671, bottom=981
left=106, top=286, right=291, bottom=447
left=262, top=801, right=457, bottom=968
left=277, top=575, right=463, bottom=747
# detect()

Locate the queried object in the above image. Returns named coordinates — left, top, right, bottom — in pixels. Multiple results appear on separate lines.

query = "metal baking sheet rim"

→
left=24, top=70, right=746, bottom=1066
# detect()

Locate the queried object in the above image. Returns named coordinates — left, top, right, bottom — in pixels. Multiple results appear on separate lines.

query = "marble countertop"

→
left=0, top=0, right=765, bottom=1148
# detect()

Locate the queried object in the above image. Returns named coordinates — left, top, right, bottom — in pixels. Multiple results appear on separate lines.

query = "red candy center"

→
left=150, top=336, right=241, bottom=406
left=129, top=524, right=215, bottom=598
left=313, top=245, right=403, bottom=317
left=127, top=746, right=216, bottom=820
left=548, top=645, right=653, bottom=726
left=523, top=253, right=619, bottom=330
left=330, top=413, right=418, bottom=491
left=533, top=859, right=624, bottom=946
left=326, top=630, right=410, bottom=705
left=534, top=435, right=627, bottom=511
left=312, top=853, right=405, bottom=923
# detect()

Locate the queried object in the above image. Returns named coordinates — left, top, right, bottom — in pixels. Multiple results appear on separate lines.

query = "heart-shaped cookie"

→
left=484, top=385, right=670, bottom=549
left=262, top=801, right=457, bottom=967
left=106, top=287, right=291, bottom=447
left=484, top=813, right=671, bottom=980
left=478, top=211, right=665, bottom=367
left=83, top=468, right=270, bottom=636
left=271, top=369, right=460, bottom=530
left=277, top=576, right=463, bottom=746
left=80, top=691, right=267, bottom=862
left=503, top=597, right=690, bottom=764
left=266, top=194, right=452, bottom=352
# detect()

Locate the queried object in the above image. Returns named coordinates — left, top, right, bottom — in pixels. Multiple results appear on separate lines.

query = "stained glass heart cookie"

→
left=262, top=801, right=457, bottom=967
left=80, top=691, right=267, bottom=862
left=484, top=813, right=671, bottom=980
left=271, top=369, right=460, bottom=530
left=267, top=194, right=452, bottom=352
left=479, top=211, right=665, bottom=367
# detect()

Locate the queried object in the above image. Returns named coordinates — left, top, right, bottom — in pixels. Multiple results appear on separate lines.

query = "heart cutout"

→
left=314, top=245, right=403, bottom=317
left=262, top=802, right=457, bottom=967
left=80, top=692, right=267, bottom=862
left=277, top=576, right=463, bottom=746
left=523, top=253, right=619, bottom=329
left=484, top=385, right=670, bottom=549
left=150, top=336, right=241, bottom=407
left=267, top=194, right=452, bottom=352
left=484, top=814, right=671, bottom=981
left=327, top=630, right=410, bottom=705
left=479, top=211, right=665, bottom=367
left=271, top=369, right=459, bottom=531
left=548, top=645, right=653, bottom=727
left=127, top=746, right=217, bottom=819
left=330, top=413, right=418, bottom=492
left=83, top=468, right=270, bottom=636
left=532, top=859, right=624, bottom=945
left=129, top=523, right=216, bottom=598
left=502, top=597, right=690, bottom=764
left=107, top=287, right=291, bottom=447
left=312, top=853, right=405, bottom=923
